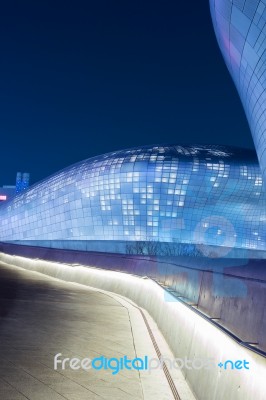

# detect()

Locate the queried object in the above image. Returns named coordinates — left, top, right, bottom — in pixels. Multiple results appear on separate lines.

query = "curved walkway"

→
left=0, top=262, right=191, bottom=400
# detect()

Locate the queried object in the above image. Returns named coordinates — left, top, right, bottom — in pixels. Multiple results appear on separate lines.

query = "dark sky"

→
left=0, top=0, right=254, bottom=186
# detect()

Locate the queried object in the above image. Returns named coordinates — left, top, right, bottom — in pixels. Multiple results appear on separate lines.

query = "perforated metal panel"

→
left=0, top=144, right=265, bottom=252
left=210, top=0, right=266, bottom=184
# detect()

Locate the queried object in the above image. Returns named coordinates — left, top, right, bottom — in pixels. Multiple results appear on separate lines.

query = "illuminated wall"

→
left=0, top=145, right=265, bottom=253
left=210, top=0, right=266, bottom=184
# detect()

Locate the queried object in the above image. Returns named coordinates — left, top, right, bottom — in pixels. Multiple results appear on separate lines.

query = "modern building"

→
left=0, top=144, right=265, bottom=257
left=210, top=0, right=266, bottom=185
left=15, top=172, right=30, bottom=194
left=0, top=172, right=30, bottom=202
left=0, top=2, right=265, bottom=260
left=0, top=6, right=265, bottom=400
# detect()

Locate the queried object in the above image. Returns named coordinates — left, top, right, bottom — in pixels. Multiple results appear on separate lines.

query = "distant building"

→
left=16, top=172, right=30, bottom=194
left=0, top=172, right=30, bottom=202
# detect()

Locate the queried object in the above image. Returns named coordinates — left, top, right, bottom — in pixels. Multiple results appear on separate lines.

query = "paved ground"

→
left=0, top=262, right=144, bottom=400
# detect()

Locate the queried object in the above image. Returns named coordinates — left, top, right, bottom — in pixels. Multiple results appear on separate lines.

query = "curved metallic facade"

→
left=0, top=4, right=265, bottom=257
left=0, top=145, right=265, bottom=254
left=210, top=0, right=266, bottom=184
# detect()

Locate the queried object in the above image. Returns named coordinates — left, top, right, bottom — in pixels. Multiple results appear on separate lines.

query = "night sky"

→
left=0, top=0, right=254, bottom=186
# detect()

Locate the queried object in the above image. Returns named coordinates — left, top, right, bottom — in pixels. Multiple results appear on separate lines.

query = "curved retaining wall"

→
left=0, top=242, right=266, bottom=353
left=0, top=252, right=265, bottom=400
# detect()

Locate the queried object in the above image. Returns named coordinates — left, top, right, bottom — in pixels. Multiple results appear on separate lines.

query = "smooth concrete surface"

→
left=1, top=253, right=265, bottom=400
left=0, top=260, right=193, bottom=400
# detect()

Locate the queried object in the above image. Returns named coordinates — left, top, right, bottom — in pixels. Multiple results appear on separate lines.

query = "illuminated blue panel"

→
left=0, top=145, right=265, bottom=255
left=210, top=0, right=266, bottom=184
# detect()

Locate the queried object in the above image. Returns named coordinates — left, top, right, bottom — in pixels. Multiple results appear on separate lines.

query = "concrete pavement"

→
left=0, top=262, right=184, bottom=400
left=0, top=262, right=144, bottom=400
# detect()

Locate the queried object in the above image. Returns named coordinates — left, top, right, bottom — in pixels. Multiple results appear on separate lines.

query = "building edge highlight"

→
left=210, top=0, right=266, bottom=186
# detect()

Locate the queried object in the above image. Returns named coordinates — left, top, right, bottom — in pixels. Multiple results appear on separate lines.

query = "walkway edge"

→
left=0, top=253, right=265, bottom=400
